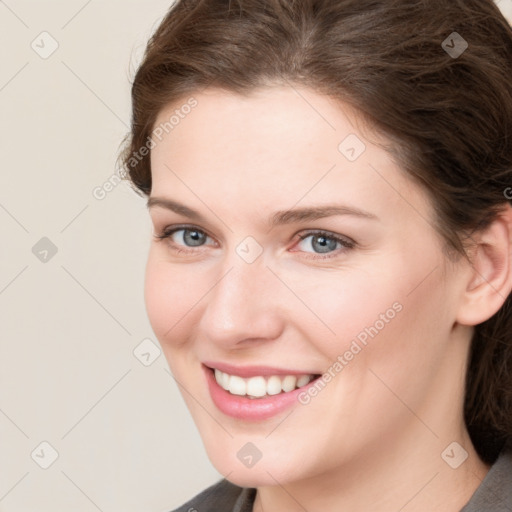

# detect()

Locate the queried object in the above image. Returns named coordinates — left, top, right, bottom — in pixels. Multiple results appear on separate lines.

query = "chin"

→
left=222, top=469, right=283, bottom=488
left=207, top=448, right=303, bottom=488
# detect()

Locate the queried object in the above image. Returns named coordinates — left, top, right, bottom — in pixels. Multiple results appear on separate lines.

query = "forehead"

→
left=152, top=85, right=362, bottom=159
left=149, top=86, right=433, bottom=226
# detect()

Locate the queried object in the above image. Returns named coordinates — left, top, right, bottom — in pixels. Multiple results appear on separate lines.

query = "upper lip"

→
left=203, top=361, right=320, bottom=378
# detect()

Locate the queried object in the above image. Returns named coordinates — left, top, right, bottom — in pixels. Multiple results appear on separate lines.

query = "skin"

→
left=145, top=85, right=512, bottom=511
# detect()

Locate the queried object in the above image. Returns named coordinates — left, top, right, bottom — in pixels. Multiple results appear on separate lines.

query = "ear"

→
left=456, top=203, right=512, bottom=326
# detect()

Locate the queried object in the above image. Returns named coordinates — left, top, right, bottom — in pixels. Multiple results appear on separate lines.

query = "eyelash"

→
left=154, top=225, right=356, bottom=260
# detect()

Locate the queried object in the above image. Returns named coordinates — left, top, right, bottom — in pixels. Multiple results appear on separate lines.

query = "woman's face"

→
left=146, top=86, right=470, bottom=487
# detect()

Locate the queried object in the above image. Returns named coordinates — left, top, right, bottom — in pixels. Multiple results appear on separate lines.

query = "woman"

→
left=119, top=0, right=512, bottom=510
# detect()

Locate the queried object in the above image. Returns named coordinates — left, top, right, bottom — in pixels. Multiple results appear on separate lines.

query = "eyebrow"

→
left=146, top=197, right=378, bottom=227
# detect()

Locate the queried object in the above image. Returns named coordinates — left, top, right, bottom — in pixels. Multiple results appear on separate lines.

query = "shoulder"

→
left=169, top=478, right=254, bottom=512
left=462, top=440, right=512, bottom=511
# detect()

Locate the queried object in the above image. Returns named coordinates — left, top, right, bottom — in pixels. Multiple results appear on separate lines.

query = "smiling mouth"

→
left=209, top=367, right=322, bottom=399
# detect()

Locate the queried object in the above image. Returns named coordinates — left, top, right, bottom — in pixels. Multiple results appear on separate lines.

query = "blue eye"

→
left=154, top=226, right=355, bottom=259
left=155, top=227, right=212, bottom=250
left=296, top=231, right=354, bottom=256
left=175, top=228, right=207, bottom=247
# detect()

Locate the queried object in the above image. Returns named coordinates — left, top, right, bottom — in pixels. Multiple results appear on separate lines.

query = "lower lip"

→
left=203, top=364, right=319, bottom=421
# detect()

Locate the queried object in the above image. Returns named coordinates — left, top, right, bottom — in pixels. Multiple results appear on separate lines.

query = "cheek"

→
left=296, top=259, right=448, bottom=374
left=284, top=266, right=403, bottom=347
left=143, top=250, right=202, bottom=346
left=341, top=262, right=453, bottom=413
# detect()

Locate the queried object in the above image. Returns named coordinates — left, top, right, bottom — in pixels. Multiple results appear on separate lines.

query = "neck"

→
left=253, top=430, right=489, bottom=512
left=252, top=326, right=490, bottom=512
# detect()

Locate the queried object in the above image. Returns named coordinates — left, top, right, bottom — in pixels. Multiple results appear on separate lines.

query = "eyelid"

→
left=292, top=230, right=355, bottom=259
left=296, top=230, right=355, bottom=246
left=154, top=224, right=217, bottom=247
left=154, top=224, right=356, bottom=258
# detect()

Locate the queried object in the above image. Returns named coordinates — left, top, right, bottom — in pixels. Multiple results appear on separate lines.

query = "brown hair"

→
left=119, top=0, right=512, bottom=464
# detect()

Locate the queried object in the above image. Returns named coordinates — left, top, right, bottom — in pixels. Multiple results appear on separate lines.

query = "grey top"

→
left=171, top=443, right=512, bottom=512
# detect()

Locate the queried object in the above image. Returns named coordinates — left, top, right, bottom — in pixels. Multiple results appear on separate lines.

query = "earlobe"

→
left=456, top=203, right=512, bottom=326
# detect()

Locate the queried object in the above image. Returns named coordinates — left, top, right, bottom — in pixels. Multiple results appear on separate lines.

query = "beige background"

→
left=1, top=1, right=511, bottom=510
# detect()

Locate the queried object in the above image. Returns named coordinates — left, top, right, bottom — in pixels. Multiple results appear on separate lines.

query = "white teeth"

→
left=228, top=375, right=246, bottom=396
left=266, top=375, right=283, bottom=395
left=281, top=375, right=297, bottom=392
left=296, top=375, right=311, bottom=387
left=220, top=371, right=230, bottom=389
left=214, top=368, right=316, bottom=398
left=246, top=376, right=267, bottom=397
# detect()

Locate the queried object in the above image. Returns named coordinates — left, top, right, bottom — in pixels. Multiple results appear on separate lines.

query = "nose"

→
left=197, top=251, right=285, bottom=349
